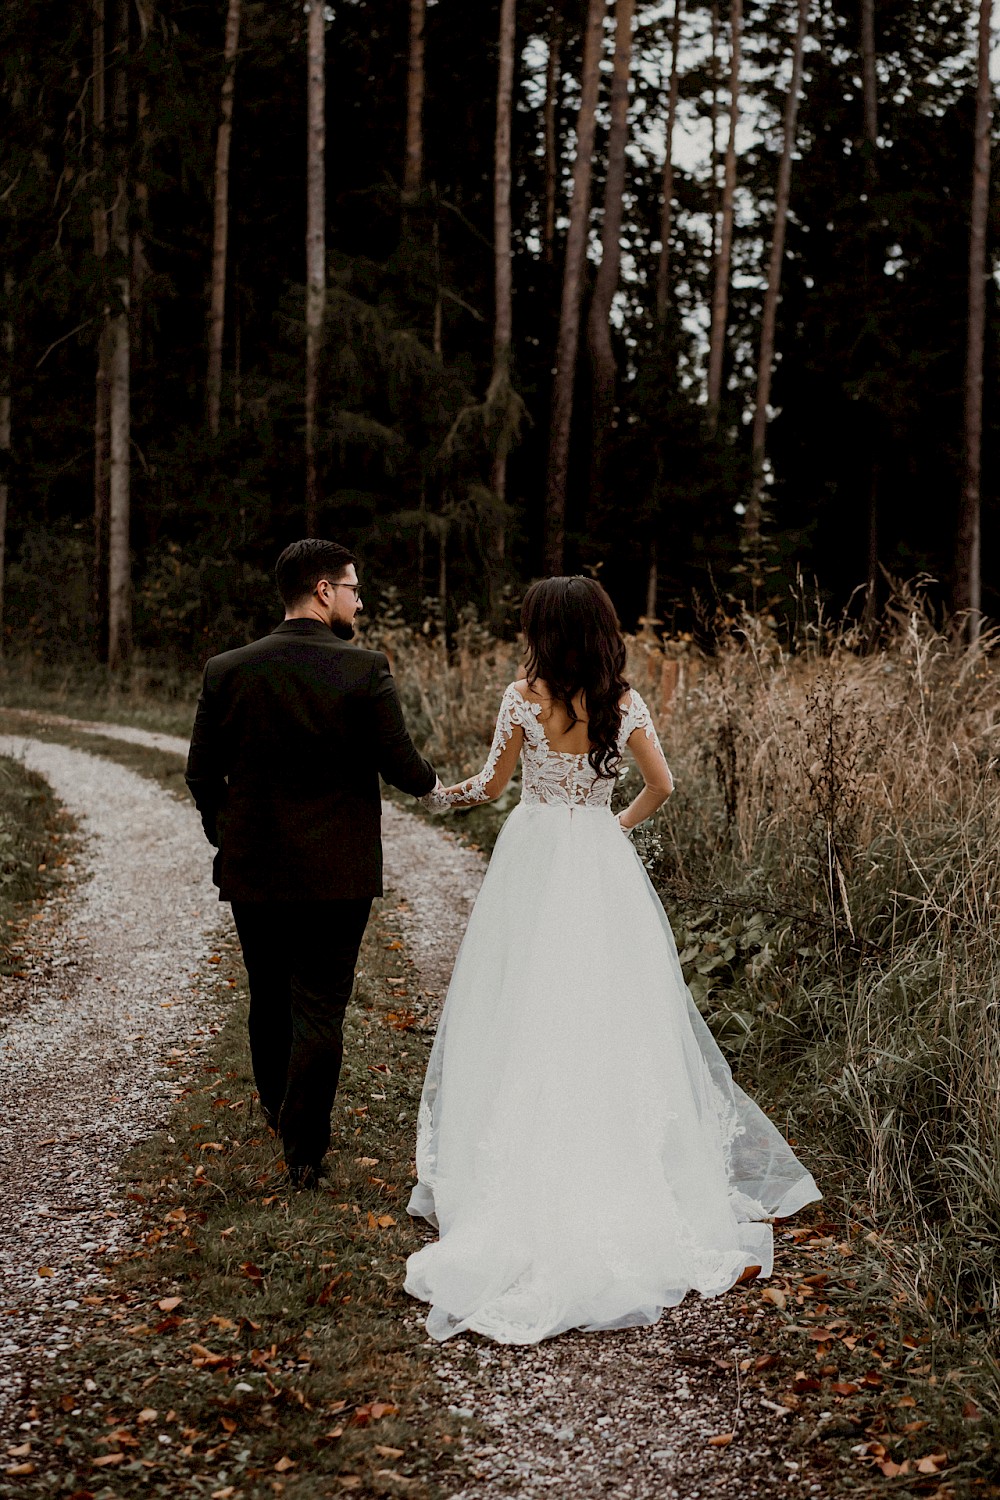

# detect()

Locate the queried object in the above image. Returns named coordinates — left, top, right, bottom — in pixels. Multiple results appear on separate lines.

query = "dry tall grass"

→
left=371, top=586, right=1000, bottom=1374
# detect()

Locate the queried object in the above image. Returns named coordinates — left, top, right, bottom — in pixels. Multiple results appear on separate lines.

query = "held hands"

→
left=419, top=777, right=453, bottom=814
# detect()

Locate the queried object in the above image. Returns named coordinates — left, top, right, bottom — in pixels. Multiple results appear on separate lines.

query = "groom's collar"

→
left=271, top=618, right=338, bottom=639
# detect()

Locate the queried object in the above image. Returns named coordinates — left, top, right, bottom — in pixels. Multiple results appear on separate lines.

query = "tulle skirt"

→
left=405, top=801, right=820, bottom=1345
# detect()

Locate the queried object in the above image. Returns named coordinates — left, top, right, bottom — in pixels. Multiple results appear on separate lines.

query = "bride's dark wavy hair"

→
left=520, top=576, right=629, bottom=780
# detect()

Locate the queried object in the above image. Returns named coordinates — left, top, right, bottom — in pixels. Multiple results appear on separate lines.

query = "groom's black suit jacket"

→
left=185, top=618, right=436, bottom=902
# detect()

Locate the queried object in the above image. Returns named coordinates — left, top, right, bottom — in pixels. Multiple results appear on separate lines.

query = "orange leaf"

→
left=92, top=1453, right=126, bottom=1467
left=36, top=1266, right=54, bottom=1278
left=157, top=1296, right=182, bottom=1312
left=916, top=1453, right=948, bottom=1475
left=707, top=1433, right=734, bottom=1448
left=761, top=1287, right=786, bottom=1310
left=5, top=1463, right=35, bottom=1476
left=274, top=1456, right=296, bottom=1473
left=377, top=1214, right=396, bottom=1229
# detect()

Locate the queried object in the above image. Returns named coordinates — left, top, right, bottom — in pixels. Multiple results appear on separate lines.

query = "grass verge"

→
left=0, top=751, right=68, bottom=967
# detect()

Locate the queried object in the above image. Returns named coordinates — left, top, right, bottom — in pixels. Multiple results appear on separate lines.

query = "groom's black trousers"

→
left=231, top=899, right=372, bottom=1170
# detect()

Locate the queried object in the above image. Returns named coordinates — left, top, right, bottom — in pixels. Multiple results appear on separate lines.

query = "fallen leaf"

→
left=963, top=1400, right=982, bottom=1421
left=879, top=1459, right=910, bottom=1478
left=356, top=1157, right=379, bottom=1167
left=36, top=1266, right=54, bottom=1278
left=199, top=1141, right=225, bottom=1152
left=91, top=1453, right=126, bottom=1467
left=136, top=1409, right=158, bottom=1424
left=5, top=1463, right=35, bottom=1476
left=240, top=1262, right=263, bottom=1283
left=274, top=1456, right=296, bottom=1473
left=830, top=1382, right=860, bottom=1397
left=157, top=1296, right=182, bottom=1312
left=753, top=1353, right=781, bottom=1372
left=377, top=1214, right=396, bottom=1228
left=707, top=1433, right=734, bottom=1448
left=761, top=1287, right=786, bottom=1311
left=7, top=1444, right=30, bottom=1458
left=211, top=1489, right=236, bottom=1499
left=339, top=1479, right=362, bottom=1490
left=375, top=1445, right=405, bottom=1459
left=916, top=1453, right=948, bottom=1475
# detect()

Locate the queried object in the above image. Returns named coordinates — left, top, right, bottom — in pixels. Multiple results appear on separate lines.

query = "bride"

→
left=405, top=576, right=820, bottom=1345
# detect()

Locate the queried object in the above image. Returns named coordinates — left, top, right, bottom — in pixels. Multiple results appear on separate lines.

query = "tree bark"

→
left=487, top=0, right=517, bottom=619
left=206, top=0, right=242, bottom=437
left=107, top=0, right=131, bottom=671
left=655, top=0, right=683, bottom=323
left=92, top=0, right=111, bottom=658
left=587, top=0, right=635, bottom=500
left=745, top=0, right=809, bottom=587
left=956, top=0, right=993, bottom=637
left=0, top=271, right=12, bottom=657
left=708, top=0, right=720, bottom=257
left=543, top=0, right=605, bottom=576
left=542, top=3, right=563, bottom=265
left=304, top=0, right=326, bottom=534
left=705, top=0, right=742, bottom=433
left=403, top=0, right=426, bottom=203
left=860, top=0, right=877, bottom=154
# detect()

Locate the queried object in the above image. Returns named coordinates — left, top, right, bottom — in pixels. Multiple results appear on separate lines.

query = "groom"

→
left=186, top=538, right=438, bottom=1187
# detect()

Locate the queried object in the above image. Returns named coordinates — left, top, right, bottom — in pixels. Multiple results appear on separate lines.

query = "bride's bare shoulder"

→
left=511, top=678, right=534, bottom=700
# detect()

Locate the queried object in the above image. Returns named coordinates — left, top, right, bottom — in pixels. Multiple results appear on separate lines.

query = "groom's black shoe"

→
left=287, top=1163, right=327, bottom=1190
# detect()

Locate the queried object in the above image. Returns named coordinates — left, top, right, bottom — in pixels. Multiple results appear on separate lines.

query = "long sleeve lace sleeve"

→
left=421, top=685, right=526, bottom=812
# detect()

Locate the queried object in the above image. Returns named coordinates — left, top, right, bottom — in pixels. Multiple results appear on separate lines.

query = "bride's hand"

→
left=615, top=812, right=636, bottom=837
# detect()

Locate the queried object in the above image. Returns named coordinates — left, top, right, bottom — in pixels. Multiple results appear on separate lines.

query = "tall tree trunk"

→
left=656, top=0, right=683, bottom=323
left=206, top=0, right=242, bottom=437
left=542, top=3, right=563, bottom=265
left=745, top=0, right=809, bottom=591
left=304, top=0, right=326, bottom=534
left=403, top=0, right=426, bottom=203
left=708, top=0, right=720, bottom=257
left=587, top=0, right=635, bottom=501
left=543, top=0, right=604, bottom=576
left=487, top=0, right=517, bottom=623
left=860, top=0, right=877, bottom=156
left=92, top=0, right=111, bottom=659
left=107, top=0, right=131, bottom=671
left=860, top=0, right=879, bottom=628
left=0, top=271, right=12, bottom=657
left=956, top=0, right=993, bottom=637
left=705, top=0, right=742, bottom=433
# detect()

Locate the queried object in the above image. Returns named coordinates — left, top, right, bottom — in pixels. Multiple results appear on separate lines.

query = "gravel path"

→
left=0, top=736, right=230, bottom=1437
left=1, top=715, right=818, bottom=1497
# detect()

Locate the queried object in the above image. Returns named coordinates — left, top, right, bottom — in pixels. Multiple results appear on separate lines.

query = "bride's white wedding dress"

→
left=404, top=685, right=820, bottom=1345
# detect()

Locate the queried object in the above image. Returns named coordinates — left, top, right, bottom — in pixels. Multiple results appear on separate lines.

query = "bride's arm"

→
left=616, top=695, right=674, bottom=833
left=421, top=686, right=525, bottom=811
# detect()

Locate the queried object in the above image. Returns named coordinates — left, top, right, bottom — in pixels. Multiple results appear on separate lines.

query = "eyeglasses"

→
left=318, top=580, right=362, bottom=600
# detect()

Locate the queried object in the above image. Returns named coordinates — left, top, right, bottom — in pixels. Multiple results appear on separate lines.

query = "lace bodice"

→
left=425, top=684, right=671, bottom=811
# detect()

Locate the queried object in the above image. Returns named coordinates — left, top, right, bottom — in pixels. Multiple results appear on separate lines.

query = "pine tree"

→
left=206, top=0, right=242, bottom=437
left=107, top=0, right=131, bottom=671
left=956, top=0, right=993, bottom=636
left=587, top=0, right=635, bottom=501
left=544, top=0, right=605, bottom=575
left=745, top=0, right=810, bottom=593
left=304, top=0, right=326, bottom=534
left=705, top=0, right=742, bottom=432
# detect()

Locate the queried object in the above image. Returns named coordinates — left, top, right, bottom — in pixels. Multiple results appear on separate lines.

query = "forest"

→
left=0, top=0, right=996, bottom=669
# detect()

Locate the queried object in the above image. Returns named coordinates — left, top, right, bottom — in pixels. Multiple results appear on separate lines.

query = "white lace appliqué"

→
left=426, top=684, right=673, bottom=811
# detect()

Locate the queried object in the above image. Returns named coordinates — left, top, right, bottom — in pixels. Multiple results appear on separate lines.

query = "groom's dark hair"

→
left=275, top=539, right=356, bottom=606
